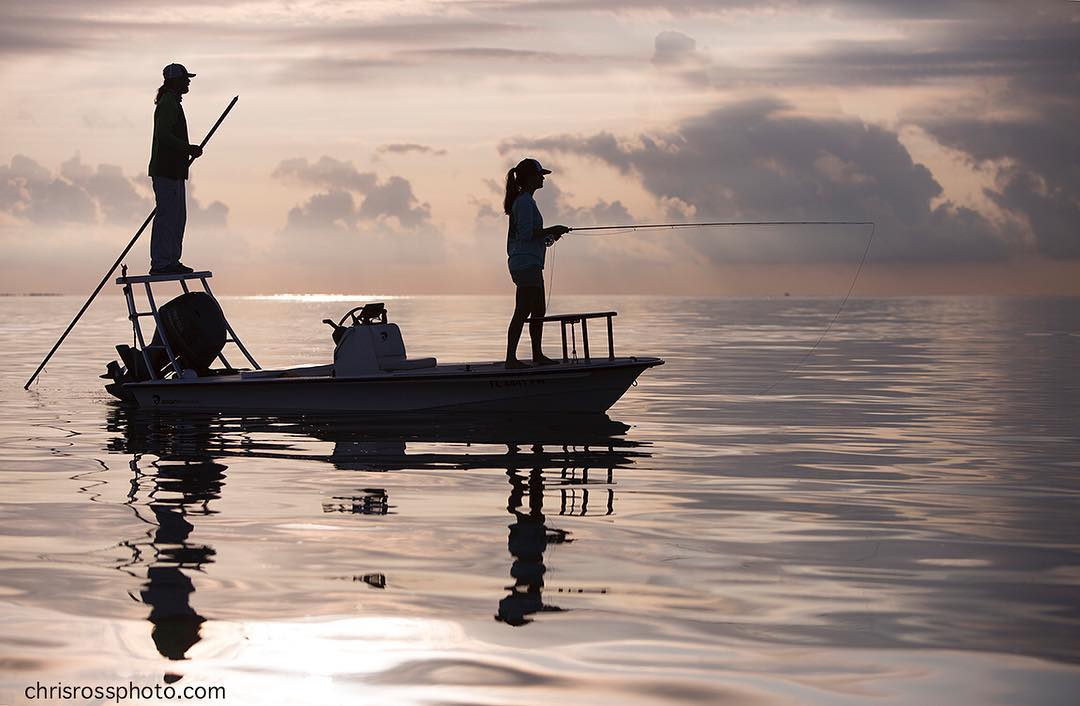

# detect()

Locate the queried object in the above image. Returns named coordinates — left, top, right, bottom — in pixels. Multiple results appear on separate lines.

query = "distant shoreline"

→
left=0, top=292, right=64, bottom=297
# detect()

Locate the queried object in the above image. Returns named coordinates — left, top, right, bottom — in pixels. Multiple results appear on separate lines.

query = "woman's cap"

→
left=515, top=158, right=552, bottom=175
left=163, top=63, right=196, bottom=79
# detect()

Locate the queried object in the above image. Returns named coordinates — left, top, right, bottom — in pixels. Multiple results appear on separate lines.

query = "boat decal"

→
left=489, top=378, right=547, bottom=389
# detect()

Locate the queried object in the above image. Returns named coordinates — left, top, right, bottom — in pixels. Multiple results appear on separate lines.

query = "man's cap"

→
left=515, top=158, right=552, bottom=175
left=163, top=63, right=196, bottom=80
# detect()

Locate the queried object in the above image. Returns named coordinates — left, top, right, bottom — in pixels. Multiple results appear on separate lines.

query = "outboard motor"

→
left=156, top=292, right=227, bottom=372
left=102, top=292, right=228, bottom=395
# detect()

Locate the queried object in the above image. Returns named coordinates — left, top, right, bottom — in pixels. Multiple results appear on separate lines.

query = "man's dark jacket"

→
left=148, top=91, right=190, bottom=180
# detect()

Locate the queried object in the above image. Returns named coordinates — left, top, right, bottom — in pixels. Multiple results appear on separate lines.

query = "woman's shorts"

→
left=510, top=267, right=544, bottom=289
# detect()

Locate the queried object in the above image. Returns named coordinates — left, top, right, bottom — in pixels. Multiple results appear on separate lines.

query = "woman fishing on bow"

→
left=503, top=158, right=570, bottom=369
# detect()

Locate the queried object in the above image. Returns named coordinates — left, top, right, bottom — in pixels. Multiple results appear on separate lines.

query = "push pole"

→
left=24, top=96, right=239, bottom=390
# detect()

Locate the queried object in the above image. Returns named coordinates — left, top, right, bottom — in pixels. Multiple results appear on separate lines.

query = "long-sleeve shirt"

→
left=148, top=91, right=190, bottom=180
left=506, top=192, right=546, bottom=271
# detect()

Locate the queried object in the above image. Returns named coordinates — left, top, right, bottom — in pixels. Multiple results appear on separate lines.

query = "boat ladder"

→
left=115, top=267, right=260, bottom=380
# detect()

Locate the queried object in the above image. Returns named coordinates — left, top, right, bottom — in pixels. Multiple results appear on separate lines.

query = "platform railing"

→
left=115, top=269, right=260, bottom=379
left=526, top=311, right=617, bottom=363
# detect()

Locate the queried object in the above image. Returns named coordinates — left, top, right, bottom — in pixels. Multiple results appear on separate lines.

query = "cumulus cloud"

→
left=0, top=154, right=227, bottom=228
left=273, top=156, right=432, bottom=231
left=535, top=182, right=634, bottom=228
left=921, top=97, right=1079, bottom=259
left=185, top=183, right=229, bottom=228
left=0, top=155, right=96, bottom=224
left=59, top=155, right=150, bottom=224
left=274, top=156, right=379, bottom=193
left=472, top=176, right=633, bottom=229
left=501, top=98, right=1019, bottom=263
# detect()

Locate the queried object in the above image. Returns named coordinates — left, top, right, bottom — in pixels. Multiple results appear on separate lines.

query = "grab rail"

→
left=526, top=311, right=616, bottom=362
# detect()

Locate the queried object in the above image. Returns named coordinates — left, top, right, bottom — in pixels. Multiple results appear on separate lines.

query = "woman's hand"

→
left=548, top=225, right=570, bottom=240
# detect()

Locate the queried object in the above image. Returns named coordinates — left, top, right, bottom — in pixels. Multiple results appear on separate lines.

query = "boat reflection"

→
left=106, top=408, right=648, bottom=652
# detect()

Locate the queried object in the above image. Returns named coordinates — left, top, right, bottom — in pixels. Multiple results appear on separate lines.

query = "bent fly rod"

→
left=24, top=96, right=239, bottom=390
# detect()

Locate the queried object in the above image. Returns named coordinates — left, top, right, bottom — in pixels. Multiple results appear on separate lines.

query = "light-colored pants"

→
left=150, top=176, right=186, bottom=270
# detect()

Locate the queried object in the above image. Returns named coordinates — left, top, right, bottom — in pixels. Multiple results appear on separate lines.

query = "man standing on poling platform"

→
left=148, top=63, right=203, bottom=275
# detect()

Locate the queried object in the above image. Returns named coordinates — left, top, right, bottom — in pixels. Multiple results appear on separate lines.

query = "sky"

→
left=1, top=0, right=1078, bottom=295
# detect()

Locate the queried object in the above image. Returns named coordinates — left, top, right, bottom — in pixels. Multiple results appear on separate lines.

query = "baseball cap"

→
left=515, top=158, right=552, bottom=175
left=163, top=63, right=196, bottom=80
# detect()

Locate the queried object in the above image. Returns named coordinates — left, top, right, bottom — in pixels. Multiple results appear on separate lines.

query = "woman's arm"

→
left=534, top=225, right=570, bottom=240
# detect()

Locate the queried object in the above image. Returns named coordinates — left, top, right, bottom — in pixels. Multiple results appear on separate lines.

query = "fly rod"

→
left=568, top=220, right=875, bottom=233
left=24, top=95, right=239, bottom=390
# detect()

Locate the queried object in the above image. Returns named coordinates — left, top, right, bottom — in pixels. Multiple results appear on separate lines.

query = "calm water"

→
left=2, top=294, right=1078, bottom=705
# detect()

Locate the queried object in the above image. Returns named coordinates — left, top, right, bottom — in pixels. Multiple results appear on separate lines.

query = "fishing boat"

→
left=100, top=270, right=663, bottom=413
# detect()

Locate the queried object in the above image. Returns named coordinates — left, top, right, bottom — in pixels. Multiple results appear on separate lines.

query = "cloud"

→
left=185, top=183, right=229, bottom=228
left=60, top=156, right=150, bottom=224
left=922, top=97, right=1080, bottom=259
left=472, top=177, right=633, bottom=229
left=283, top=190, right=357, bottom=233
left=273, top=156, right=432, bottom=231
left=277, top=20, right=527, bottom=45
left=501, top=98, right=1018, bottom=263
left=0, top=155, right=96, bottom=224
left=536, top=182, right=635, bottom=228
left=0, top=154, right=227, bottom=228
left=651, top=30, right=710, bottom=86
left=271, top=157, right=444, bottom=269
left=472, top=0, right=1053, bottom=21
left=397, top=47, right=605, bottom=63
left=376, top=143, right=447, bottom=157
left=766, top=30, right=1080, bottom=88
left=652, top=30, right=699, bottom=65
left=275, top=44, right=621, bottom=83
left=357, top=176, right=432, bottom=228
left=0, top=24, right=83, bottom=55
left=273, top=156, right=378, bottom=193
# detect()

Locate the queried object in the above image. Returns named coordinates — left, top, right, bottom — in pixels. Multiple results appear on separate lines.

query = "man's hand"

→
left=550, top=225, right=570, bottom=239
left=188, top=144, right=204, bottom=159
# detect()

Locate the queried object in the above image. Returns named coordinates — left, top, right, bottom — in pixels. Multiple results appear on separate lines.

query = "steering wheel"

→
left=337, top=306, right=368, bottom=328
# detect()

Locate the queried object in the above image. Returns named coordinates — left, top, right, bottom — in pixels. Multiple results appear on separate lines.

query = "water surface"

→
left=2, top=294, right=1078, bottom=705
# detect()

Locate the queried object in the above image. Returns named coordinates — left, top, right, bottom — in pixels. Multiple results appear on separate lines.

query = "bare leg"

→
left=528, top=288, right=556, bottom=364
left=505, top=285, right=534, bottom=368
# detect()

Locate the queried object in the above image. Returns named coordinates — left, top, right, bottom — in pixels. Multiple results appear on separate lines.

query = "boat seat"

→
left=334, top=323, right=436, bottom=376
left=368, top=324, right=437, bottom=371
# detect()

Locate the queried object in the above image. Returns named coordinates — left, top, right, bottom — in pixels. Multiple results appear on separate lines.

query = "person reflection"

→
left=496, top=445, right=568, bottom=626
left=136, top=460, right=224, bottom=660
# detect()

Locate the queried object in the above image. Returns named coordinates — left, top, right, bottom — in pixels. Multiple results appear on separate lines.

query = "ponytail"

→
left=502, top=168, right=519, bottom=216
left=154, top=83, right=167, bottom=104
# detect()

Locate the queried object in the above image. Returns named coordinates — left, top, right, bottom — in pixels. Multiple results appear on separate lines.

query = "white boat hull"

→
left=118, top=358, right=663, bottom=414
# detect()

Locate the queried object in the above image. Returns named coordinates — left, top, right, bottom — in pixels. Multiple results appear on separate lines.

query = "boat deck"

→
left=139, top=356, right=663, bottom=386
